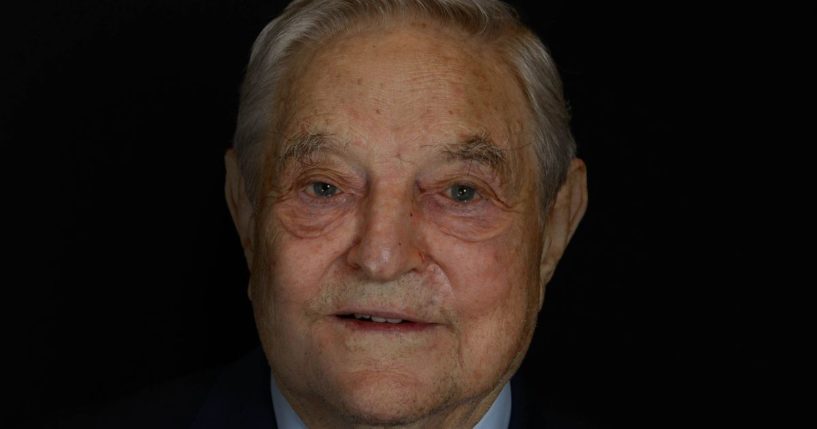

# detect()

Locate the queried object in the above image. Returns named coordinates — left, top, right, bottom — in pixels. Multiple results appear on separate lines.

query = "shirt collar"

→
left=270, top=373, right=512, bottom=429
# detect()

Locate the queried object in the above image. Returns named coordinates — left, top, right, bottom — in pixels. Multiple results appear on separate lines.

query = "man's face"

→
left=241, top=23, right=551, bottom=426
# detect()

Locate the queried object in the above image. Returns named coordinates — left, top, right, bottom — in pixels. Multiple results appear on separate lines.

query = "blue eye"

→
left=311, top=182, right=338, bottom=197
left=449, top=184, right=477, bottom=202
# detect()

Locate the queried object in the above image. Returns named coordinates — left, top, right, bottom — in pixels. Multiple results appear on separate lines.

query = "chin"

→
left=329, top=370, right=458, bottom=426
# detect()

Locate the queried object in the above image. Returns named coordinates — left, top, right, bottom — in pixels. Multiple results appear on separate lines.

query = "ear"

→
left=224, top=148, right=256, bottom=271
left=538, top=158, right=588, bottom=309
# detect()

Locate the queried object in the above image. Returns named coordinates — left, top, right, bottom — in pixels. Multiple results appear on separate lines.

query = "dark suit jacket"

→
left=72, top=348, right=596, bottom=429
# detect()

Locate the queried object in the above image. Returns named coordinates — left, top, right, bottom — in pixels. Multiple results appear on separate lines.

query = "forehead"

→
left=281, top=22, right=532, bottom=154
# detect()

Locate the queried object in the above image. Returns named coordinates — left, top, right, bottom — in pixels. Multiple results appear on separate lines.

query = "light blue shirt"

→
left=270, top=373, right=512, bottom=429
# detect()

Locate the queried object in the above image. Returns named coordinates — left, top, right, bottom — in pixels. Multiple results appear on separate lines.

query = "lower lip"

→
left=335, top=316, right=436, bottom=333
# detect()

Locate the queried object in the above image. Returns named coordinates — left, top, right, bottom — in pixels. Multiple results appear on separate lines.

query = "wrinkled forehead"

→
left=288, top=23, right=528, bottom=130
left=266, top=20, right=537, bottom=188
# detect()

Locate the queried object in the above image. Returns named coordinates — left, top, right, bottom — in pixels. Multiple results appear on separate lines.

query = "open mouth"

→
left=335, top=313, right=437, bottom=332
left=338, top=313, right=412, bottom=324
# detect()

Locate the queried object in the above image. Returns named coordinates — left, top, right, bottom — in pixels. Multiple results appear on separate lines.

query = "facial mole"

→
left=357, top=78, right=363, bottom=85
left=376, top=109, right=381, bottom=114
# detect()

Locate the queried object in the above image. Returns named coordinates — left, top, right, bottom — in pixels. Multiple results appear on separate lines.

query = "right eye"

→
left=446, top=183, right=480, bottom=203
left=306, top=181, right=339, bottom=198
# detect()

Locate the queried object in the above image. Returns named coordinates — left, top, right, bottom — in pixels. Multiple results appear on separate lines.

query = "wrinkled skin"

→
left=225, top=21, right=588, bottom=429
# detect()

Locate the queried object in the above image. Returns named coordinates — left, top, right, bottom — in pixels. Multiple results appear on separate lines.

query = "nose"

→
left=345, top=184, right=425, bottom=281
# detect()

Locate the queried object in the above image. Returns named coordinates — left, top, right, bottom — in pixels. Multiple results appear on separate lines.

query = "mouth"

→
left=334, top=311, right=436, bottom=332
left=341, top=313, right=410, bottom=324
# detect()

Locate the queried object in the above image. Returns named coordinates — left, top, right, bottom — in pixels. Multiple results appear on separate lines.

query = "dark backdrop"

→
left=3, top=1, right=777, bottom=428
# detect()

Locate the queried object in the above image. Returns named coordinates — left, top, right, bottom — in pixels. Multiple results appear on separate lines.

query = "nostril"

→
left=345, top=220, right=426, bottom=280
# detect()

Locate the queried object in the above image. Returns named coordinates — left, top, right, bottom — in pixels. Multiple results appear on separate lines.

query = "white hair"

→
left=233, top=0, right=576, bottom=211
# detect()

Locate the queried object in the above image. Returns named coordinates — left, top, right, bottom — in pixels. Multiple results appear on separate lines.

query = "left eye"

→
left=309, top=182, right=339, bottom=197
left=448, top=184, right=478, bottom=203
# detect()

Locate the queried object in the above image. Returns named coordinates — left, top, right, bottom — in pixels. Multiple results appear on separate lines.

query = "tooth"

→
left=371, top=316, right=387, bottom=323
left=354, top=314, right=371, bottom=320
left=386, top=318, right=402, bottom=324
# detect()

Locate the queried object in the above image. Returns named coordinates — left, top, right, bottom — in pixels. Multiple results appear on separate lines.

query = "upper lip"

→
left=334, top=308, right=435, bottom=324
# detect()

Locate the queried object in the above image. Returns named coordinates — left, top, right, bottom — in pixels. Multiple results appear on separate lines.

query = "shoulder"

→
left=59, top=348, right=275, bottom=429
left=509, top=366, right=602, bottom=429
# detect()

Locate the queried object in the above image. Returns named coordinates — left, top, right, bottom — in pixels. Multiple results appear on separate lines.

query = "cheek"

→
left=430, top=228, right=538, bottom=325
left=462, top=249, right=523, bottom=311
left=423, top=227, right=539, bottom=385
left=255, top=211, right=356, bottom=317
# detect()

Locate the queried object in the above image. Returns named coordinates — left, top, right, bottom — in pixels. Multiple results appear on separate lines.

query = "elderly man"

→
left=207, top=0, right=586, bottom=428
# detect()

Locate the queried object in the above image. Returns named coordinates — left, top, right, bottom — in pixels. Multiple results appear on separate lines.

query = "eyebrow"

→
left=278, top=131, right=511, bottom=180
left=441, top=134, right=510, bottom=181
left=277, top=132, right=343, bottom=171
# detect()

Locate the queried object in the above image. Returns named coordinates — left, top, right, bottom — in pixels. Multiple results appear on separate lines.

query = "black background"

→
left=2, top=0, right=779, bottom=427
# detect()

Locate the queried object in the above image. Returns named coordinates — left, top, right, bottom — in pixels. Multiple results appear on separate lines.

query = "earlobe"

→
left=538, top=158, right=588, bottom=309
left=538, top=234, right=553, bottom=310
left=224, top=149, right=256, bottom=270
left=561, top=158, right=588, bottom=245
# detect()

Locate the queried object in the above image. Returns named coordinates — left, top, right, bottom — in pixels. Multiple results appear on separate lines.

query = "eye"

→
left=309, top=181, right=339, bottom=198
left=448, top=184, right=478, bottom=203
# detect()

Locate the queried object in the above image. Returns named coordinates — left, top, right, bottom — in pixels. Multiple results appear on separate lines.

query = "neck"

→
left=272, top=376, right=510, bottom=429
